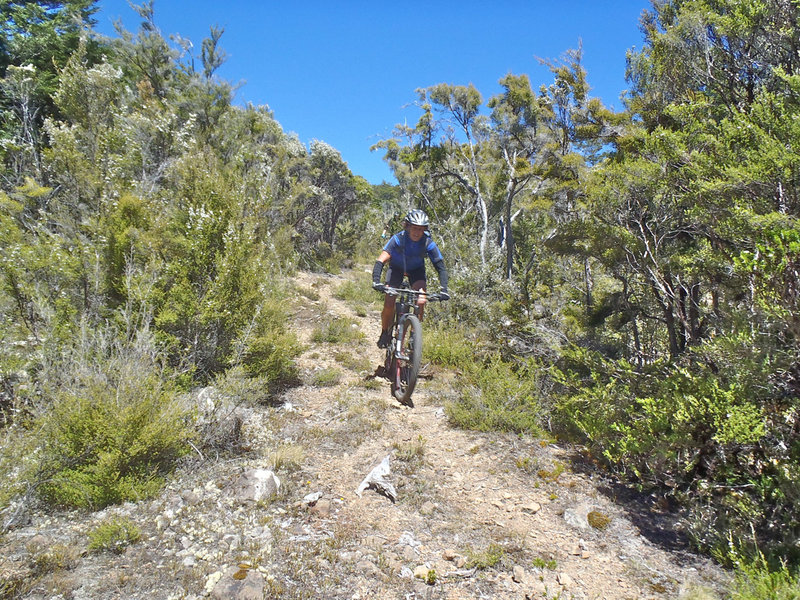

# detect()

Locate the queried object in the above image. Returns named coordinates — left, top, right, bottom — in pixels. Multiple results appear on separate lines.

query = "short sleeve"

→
left=426, top=239, right=443, bottom=263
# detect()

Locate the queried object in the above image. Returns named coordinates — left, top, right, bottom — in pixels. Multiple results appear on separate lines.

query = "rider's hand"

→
left=439, top=291, right=450, bottom=301
left=372, top=282, right=386, bottom=292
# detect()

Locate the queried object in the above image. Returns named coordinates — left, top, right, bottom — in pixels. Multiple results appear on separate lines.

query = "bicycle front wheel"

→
left=391, top=315, right=422, bottom=405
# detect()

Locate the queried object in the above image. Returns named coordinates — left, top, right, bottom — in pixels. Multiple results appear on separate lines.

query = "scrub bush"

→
left=87, top=516, right=142, bottom=554
left=446, top=354, right=542, bottom=434
left=35, top=374, right=193, bottom=509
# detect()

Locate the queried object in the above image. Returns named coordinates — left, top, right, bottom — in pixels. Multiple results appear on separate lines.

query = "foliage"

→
left=333, top=277, right=382, bottom=312
left=238, top=291, right=302, bottom=391
left=87, top=516, right=142, bottom=554
left=32, top=332, right=194, bottom=509
left=464, top=543, right=505, bottom=570
left=307, top=367, right=342, bottom=387
left=730, top=555, right=800, bottom=600
left=424, top=323, right=479, bottom=371
left=552, top=342, right=799, bottom=565
left=446, top=354, right=542, bottom=435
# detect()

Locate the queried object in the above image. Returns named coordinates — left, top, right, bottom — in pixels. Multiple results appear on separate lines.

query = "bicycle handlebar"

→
left=381, top=286, right=448, bottom=301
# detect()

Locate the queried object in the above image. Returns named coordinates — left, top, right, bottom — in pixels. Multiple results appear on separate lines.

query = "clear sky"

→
left=94, top=1, right=651, bottom=185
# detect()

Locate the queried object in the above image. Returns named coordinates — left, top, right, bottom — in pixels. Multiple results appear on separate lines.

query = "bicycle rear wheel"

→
left=391, top=315, right=422, bottom=405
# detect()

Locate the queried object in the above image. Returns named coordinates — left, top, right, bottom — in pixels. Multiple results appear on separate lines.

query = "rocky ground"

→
left=0, top=268, right=732, bottom=599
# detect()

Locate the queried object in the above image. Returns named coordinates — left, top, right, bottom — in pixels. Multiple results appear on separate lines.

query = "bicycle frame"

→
left=381, top=284, right=441, bottom=405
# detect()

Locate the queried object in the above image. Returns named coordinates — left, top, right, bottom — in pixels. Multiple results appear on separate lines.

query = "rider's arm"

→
left=432, top=258, right=448, bottom=293
left=372, top=251, right=391, bottom=285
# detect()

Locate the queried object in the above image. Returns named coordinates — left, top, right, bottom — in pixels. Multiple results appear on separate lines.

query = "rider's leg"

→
left=377, top=266, right=402, bottom=348
left=412, top=279, right=427, bottom=321
left=381, top=295, right=394, bottom=331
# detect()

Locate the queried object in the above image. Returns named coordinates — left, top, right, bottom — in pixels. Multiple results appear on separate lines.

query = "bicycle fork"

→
left=393, top=316, right=410, bottom=361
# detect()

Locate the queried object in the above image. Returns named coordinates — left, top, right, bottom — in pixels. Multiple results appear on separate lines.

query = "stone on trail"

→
left=211, top=566, right=264, bottom=600
left=355, top=455, right=397, bottom=503
left=229, top=468, right=280, bottom=503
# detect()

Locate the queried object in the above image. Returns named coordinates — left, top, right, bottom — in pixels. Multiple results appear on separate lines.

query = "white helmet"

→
left=404, top=209, right=429, bottom=227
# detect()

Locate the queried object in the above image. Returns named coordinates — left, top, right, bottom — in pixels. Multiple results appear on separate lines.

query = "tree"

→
left=0, top=1, right=103, bottom=182
left=487, top=73, right=545, bottom=279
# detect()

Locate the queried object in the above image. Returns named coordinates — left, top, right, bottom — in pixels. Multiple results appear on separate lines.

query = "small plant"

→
left=88, top=516, right=141, bottom=554
left=360, top=377, right=382, bottom=390
left=31, top=543, right=80, bottom=574
left=308, top=367, right=342, bottom=387
left=515, top=456, right=538, bottom=474
left=729, top=554, right=800, bottom=600
left=531, top=556, right=557, bottom=570
left=297, top=286, right=320, bottom=301
left=333, top=351, right=370, bottom=373
left=425, top=568, right=437, bottom=585
left=587, top=510, right=611, bottom=530
left=464, top=543, right=505, bottom=570
left=333, top=279, right=379, bottom=308
left=268, top=444, right=305, bottom=472
left=537, top=462, right=565, bottom=482
left=311, top=316, right=364, bottom=344
left=393, top=435, right=426, bottom=463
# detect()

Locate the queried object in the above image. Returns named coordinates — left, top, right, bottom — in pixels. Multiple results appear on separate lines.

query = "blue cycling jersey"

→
left=383, top=231, right=443, bottom=272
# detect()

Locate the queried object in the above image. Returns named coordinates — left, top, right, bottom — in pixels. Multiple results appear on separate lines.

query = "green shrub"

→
left=464, top=543, right=505, bottom=570
left=731, top=557, right=800, bottom=600
left=333, top=278, right=381, bottom=313
left=446, top=355, right=542, bottom=434
left=239, top=289, right=303, bottom=390
left=308, top=367, right=342, bottom=387
left=333, top=350, right=370, bottom=373
left=88, top=516, right=141, bottom=554
left=551, top=343, right=799, bottom=567
left=241, top=328, right=301, bottom=387
left=35, top=373, right=193, bottom=509
left=425, top=324, right=478, bottom=370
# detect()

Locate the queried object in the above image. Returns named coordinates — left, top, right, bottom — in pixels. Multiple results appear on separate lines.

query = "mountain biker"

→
left=371, top=209, right=450, bottom=348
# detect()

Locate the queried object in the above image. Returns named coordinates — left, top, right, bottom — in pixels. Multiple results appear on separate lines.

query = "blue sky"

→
left=94, top=1, right=651, bottom=184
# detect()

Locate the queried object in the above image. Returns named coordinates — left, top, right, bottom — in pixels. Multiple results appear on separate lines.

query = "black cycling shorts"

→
left=385, top=265, right=426, bottom=288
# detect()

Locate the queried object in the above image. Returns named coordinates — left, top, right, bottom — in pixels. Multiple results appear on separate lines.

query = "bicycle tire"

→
left=391, top=315, right=422, bottom=405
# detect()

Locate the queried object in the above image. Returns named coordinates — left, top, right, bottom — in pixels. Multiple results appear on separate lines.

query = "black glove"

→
left=439, top=291, right=450, bottom=301
left=372, top=282, right=386, bottom=292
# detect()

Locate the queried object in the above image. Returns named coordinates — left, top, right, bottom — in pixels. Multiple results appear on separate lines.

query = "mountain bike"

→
left=379, top=284, right=445, bottom=406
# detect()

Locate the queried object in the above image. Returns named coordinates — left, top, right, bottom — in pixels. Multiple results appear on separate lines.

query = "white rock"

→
left=230, top=469, right=281, bottom=503
left=205, top=571, right=223, bottom=593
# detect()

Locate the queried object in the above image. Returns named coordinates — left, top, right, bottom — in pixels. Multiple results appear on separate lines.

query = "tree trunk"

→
left=584, top=257, right=593, bottom=310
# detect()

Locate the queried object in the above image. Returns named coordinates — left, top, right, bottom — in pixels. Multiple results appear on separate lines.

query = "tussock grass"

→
left=393, top=435, right=426, bottom=464
left=267, top=443, right=305, bottom=472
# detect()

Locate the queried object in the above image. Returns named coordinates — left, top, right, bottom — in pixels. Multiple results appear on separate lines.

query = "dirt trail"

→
left=0, top=268, right=731, bottom=600
left=275, top=269, right=730, bottom=599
